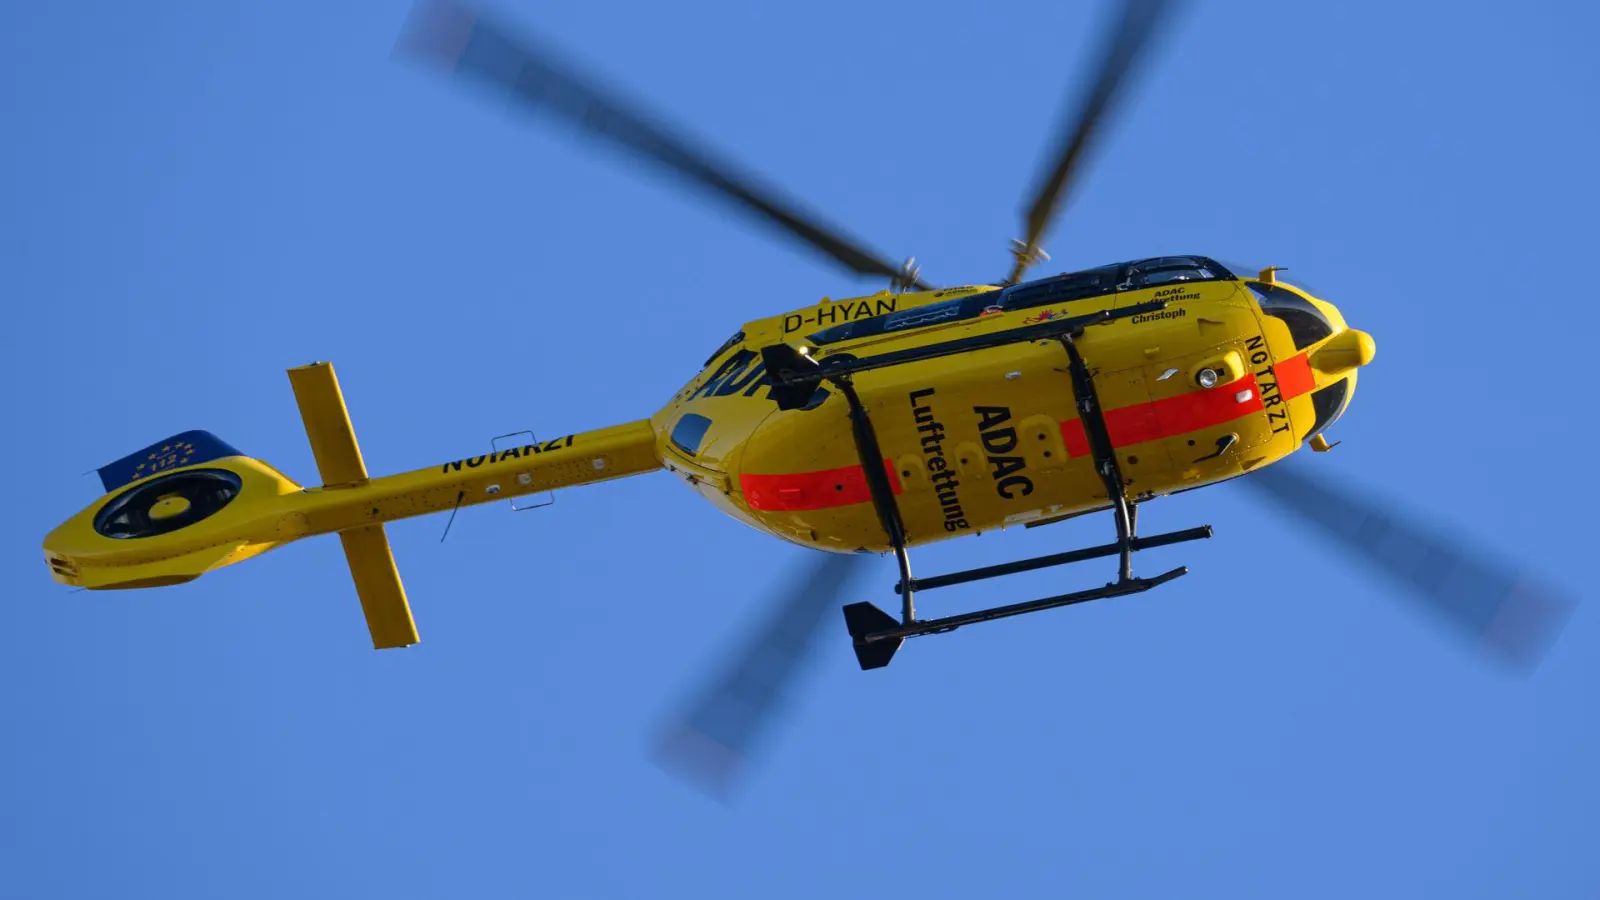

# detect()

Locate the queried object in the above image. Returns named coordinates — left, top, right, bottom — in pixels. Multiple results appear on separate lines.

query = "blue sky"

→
left=3, top=1, right=1595, bottom=897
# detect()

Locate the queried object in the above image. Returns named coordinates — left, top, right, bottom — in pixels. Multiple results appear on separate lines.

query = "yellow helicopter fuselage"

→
left=656, top=260, right=1371, bottom=555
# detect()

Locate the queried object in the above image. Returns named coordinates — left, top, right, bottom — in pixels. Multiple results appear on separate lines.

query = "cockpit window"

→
left=1125, top=256, right=1227, bottom=288
left=1307, top=378, right=1350, bottom=439
left=1246, top=282, right=1334, bottom=350
left=1001, top=265, right=1122, bottom=312
left=703, top=331, right=745, bottom=367
left=809, top=290, right=1003, bottom=346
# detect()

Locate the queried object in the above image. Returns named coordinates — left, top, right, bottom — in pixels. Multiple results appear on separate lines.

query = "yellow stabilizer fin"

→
left=287, top=362, right=369, bottom=488
left=289, top=360, right=418, bottom=649
left=339, top=524, right=418, bottom=649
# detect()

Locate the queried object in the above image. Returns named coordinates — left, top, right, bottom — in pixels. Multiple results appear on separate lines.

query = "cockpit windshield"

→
left=1307, top=377, right=1351, bottom=439
left=1245, top=282, right=1334, bottom=350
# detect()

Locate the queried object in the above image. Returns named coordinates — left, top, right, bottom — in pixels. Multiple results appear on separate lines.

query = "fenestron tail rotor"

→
left=397, top=0, right=934, bottom=291
left=1237, top=461, right=1576, bottom=670
left=1005, top=0, right=1179, bottom=285
left=653, top=551, right=870, bottom=799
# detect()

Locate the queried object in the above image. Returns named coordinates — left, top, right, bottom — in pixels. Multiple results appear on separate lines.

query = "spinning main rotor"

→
left=398, top=0, right=1169, bottom=290
left=397, top=0, right=1574, bottom=799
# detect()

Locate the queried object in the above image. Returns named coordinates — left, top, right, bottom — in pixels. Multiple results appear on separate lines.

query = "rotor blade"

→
left=653, top=550, right=871, bottom=800
left=397, top=0, right=932, bottom=290
left=1007, top=0, right=1178, bottom=284
left=1237, top=461, right=1576, bottom=670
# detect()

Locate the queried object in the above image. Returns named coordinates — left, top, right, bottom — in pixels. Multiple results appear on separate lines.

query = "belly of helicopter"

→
left=668, top=300, right=1305, bottom=554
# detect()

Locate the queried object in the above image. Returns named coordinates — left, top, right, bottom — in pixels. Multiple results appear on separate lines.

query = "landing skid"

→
left=843, top=565, right=1189, bottom=670
left=771, top=310, right=1213, bottom=670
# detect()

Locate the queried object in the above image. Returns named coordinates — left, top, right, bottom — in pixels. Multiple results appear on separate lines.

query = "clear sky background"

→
left=3, top=1, right=1596, bottom=897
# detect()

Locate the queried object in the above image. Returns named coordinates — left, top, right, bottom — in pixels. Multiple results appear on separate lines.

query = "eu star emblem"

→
left=132, top=440, right=198, bottom=479
left=97, top=431, right=245, bottom=493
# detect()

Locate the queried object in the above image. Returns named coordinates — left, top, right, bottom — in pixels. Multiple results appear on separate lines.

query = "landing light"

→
left=1196, top=368, right=1219, bottom=389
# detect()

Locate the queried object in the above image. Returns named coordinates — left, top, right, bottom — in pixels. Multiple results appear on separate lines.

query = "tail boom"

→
left=42, top=361, right=663, bottom=649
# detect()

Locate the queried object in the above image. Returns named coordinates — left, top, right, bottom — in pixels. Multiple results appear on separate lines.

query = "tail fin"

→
left=842, top=602, right=904, bottom=670
left=95, top=430, right=248, bottom=495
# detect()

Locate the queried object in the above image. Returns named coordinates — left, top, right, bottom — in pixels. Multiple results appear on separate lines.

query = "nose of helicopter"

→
left=1303, top=327, right=1373, bottom=452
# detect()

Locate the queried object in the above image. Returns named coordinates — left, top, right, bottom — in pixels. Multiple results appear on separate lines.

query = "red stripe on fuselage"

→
left=745, top=351, right=1314, bottom=512
left=1062, top=372, right=1268, bottom=455
left=743, top=460, right=902, bottom=512
left=1276, top=352, right=1315, bottom=400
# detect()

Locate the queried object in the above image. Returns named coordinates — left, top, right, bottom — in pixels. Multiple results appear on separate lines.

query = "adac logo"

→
left=134, top=441, right=199, bottom=480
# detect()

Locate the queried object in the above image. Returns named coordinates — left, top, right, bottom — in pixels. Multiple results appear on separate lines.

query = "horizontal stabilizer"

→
left=842, top=601, right=903, bottom=670
left=288, top=362, right=370, bottom=488
left=339, top=524, right=419, bottom=650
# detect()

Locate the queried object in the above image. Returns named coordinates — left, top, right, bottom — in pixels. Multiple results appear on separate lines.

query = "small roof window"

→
left=1126, top=256, right=1227, bottom=287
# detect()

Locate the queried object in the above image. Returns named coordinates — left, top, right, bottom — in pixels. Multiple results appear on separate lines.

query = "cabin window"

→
left=1246, top=282, right=1334, bottom=350
left=808, top=290, right=1003, bottom=346
left=1001, top=265, right=1122, bottom=312
left=1307, top=378, right=1350, bottom=439
left=670, top=413, right=714, bottom=456
left=1126, top=256, right=1232, bottom=288
left=880, top=297, right=967, bottom=331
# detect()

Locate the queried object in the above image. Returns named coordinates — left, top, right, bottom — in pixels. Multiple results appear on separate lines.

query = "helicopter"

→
left=41, top=0, right=1573, bottom=794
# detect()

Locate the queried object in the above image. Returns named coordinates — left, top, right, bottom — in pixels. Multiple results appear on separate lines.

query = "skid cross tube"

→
left=854, top=566, right=1190, bottom=646
left=896, top=525, right=1213, bottom=594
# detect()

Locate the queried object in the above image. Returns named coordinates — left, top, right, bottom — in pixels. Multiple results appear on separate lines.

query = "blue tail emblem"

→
left=97, top=430, right=244, bottom=493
